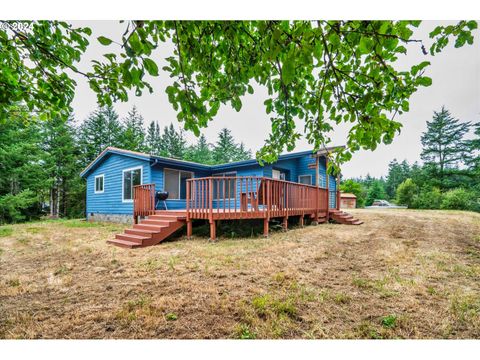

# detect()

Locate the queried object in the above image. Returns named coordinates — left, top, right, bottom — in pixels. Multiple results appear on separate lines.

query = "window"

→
left=213, top=172, right=237, bottom=199
left=164, top=168, right=193, bottom=199
left=298, top=175, right=312, bottom=185
left=94, top=174, right=104, bottom=193
left=272, top=169, right=286, bottom=180
left=122, top=166, right=142, bottom=202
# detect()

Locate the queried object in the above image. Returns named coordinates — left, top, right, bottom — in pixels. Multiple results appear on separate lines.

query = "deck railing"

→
left=186, top=176, right=335, bottom=221
left=133, top=184, right=156, bottom=223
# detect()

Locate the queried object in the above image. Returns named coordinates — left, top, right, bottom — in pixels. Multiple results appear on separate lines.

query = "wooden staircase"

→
left=108, top=211, right=186, bottom=248
left=329, top=209, right=363, bottom=225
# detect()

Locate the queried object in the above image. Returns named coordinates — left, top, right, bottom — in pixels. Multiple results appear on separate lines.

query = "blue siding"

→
left=86, top=154, right=151, bottom=215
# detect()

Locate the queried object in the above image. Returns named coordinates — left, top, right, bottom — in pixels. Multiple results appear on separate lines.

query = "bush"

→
left=440, top=188, right=474, bottom=210
left=0, top=190, right=37, bottom=224
left=396, top=178, right=417, bottom=207
left=412, top=187, right=443, bottom=209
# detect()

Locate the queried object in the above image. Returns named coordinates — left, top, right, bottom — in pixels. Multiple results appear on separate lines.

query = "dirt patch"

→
left=0, top=210, right=479, bottom=339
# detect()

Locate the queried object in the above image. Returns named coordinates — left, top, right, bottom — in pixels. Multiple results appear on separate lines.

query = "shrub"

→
left=412, top=187, right=443, bottom=209
left=0, top=190, right=37, bottom=224
left=440, top=188, right=473, bottom=210
left=396, top=178, right=417, bottom=207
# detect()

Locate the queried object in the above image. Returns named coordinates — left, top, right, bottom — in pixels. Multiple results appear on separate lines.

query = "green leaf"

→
left=97, top=36, right=113, bottom=46
left=417, top=76, right=432, bottom=87
left=282, top=50, right=295, bottom=85
left=143, top=58, right=159, bottom=76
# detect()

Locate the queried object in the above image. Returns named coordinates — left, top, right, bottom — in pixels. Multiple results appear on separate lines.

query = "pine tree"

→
left=120, top=105, right=146, bottom=152
left=213, top=128, right=238, bottom=164
left=77, top=106, right=122, bottom=166
left=40, top=114, right=80, bottom=218
left=146, top=120, right=162, bottom=154
left=421, top=107, right=471, bottom=188
left=385, top=159, right=411, bottom=199
left=465, top=122, right=480, bottom=172
left=159, top=123, right=187, bottom=159
left=233, top=142, right=252, bottom=161
left=185, top=134, right=213, bottom=164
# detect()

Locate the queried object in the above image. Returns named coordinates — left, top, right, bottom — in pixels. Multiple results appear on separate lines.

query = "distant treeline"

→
left=0, top=105, right=252, bottom=224
left=341, top=107, right=480, bottom=212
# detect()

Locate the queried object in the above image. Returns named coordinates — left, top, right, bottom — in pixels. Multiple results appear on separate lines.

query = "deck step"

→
left=107, top=238, right=142, bottom=248
left=329, top=210, right=363, bottom=226
left=109, top=214, right=186, bottom=249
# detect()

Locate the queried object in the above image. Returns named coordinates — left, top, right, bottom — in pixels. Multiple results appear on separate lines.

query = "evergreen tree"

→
left=233, top=142, right=252, bottom=162
left=40, top=114, right=80, bottom=218
left=146, top=120, right=162, bottom=154
left=366, top=180, right=387, bottom=206
left=386, top=159, right=411, bottom=199
left=465, top=122, right=480, bottom=172
left=78, top=106, right=122, bottom=166
left=420, top=107, right=471, bottom=188
left=185, top=134, right=213, bottom=164
left=120, top=105, right=146, bottom=152
left=159, top=123, right=187, bottom=159
left=213, top=128, right=241, bottom=164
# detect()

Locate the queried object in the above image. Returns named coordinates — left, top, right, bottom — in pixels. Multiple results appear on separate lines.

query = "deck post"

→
left=263, top=218, right=269, bottom=237
left=282, top=216, right=288, bottom=231
left=209, top=220, right=216, bottom=241
left=187, top=221, right=192, bottom=238
left=326, top=157, right=330, bottom=221
left=336, top=173, right=341, bottom=210
left=315, top=154, right=319, bottom=222
left=299, top=214, right=304, bottom=227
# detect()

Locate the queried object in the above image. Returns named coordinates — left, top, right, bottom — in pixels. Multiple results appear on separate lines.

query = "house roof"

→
left=80, top=145, right=345, bottom=178
left=341, top=192, right=357, bottom=199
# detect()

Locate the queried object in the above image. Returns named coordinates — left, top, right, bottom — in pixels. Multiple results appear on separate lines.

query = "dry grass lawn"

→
left=0, top=209, right=479, bottom=339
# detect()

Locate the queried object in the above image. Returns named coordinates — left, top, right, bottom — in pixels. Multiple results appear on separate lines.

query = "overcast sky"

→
left=69, top=21, right=480, bottom=178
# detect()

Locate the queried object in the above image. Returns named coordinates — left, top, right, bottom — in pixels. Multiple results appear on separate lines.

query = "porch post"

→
left=263, top=218, right=269, bottom=237
left=299, top=214, right=304, bottom=227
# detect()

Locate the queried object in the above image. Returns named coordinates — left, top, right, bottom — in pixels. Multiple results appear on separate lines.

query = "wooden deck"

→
left=109, top=176, right=363, bottom=247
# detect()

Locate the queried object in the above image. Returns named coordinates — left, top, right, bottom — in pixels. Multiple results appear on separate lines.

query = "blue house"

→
left=80, top=146, right=361, bottom=248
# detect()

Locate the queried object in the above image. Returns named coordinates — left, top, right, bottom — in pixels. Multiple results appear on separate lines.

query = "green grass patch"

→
left=6, top=279, right=20, bottom=287
left=0, top=227, right=13, bottom=237
left=381, top=314, right=397, bottom=329
left=450, top=293, right=480, bottom=323
left=165, top=313, right=178, bottom=321
left=62, top=220, right=106, bottom=228
left=26, top=227, right=44, bottom=234
left=234, top=324, right=257, bottom=339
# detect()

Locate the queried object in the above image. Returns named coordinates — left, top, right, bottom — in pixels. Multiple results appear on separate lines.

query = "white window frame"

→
left=94, top=174, right=105, bottom=194
left=122, top=166, right=143, bottom=203
left=298, top=174, right=312, bottom=185
left=163, top=168, right=194, bottom=200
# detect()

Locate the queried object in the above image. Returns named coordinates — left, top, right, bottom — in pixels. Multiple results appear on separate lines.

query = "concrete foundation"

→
left=86, top=213, right=133, bottom=224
